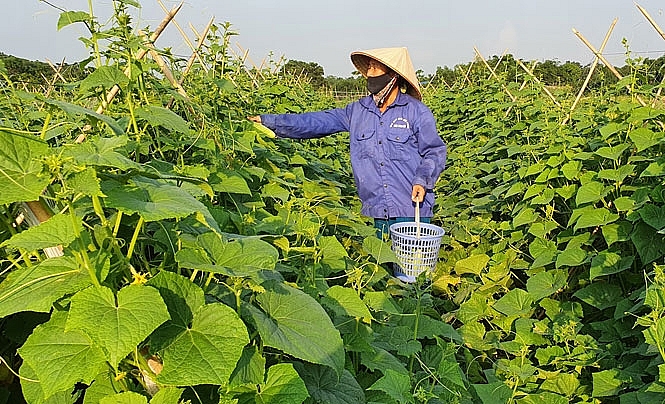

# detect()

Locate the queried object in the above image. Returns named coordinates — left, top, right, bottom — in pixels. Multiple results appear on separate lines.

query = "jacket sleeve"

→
left=412, top=106, right=447, bottom=190
left=260, top=107, right=350, bottom=139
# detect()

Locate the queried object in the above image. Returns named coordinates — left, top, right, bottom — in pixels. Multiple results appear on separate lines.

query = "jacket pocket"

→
left=386, top=128, right=412, bottom=161
left=351, top=129, right=375, bottom=159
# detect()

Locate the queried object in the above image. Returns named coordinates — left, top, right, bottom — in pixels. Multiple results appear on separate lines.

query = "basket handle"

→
left=415, top=202, right=420, bottom=239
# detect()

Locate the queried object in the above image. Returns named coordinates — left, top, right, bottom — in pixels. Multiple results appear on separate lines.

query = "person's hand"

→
left=412, top=185, right=425, bottom=203
left=247, top=116, right=261, bottom=123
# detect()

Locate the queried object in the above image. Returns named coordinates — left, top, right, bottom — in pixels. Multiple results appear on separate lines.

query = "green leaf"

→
left=595, top=144, right=630, bottom=160
left=590, top=252, right=634, bottom=280
left=629, top=127, right=662, bottom=152
left=472, top=382, right=513, bottom=404
left=529, top=237, right=557, bottom=268
left=103, top=177, right=219, bottom=231
left=598, top=165, right=634, bottom=183
left=39, top=97, right=124, bottom=135
left=322, top=286, right=372, bottom=323
left=318, top=235, right=348, bottom=271
left=261, top=182, right=290, bottom=202
left=18, top=312, right=106, bottom=399
left=295, top=363, right=365, bottom=404
left=255, top=364, right=309, bottom=404
left=99, top=392, right=147, bottom=404
left=19, top=362, right=79, bottom=404
left=368, top=369, right=413, bottom=404
left=247, top=281, right=345, bottom=376
left=631, top=222, right=665, bottom=264
left=516, top=392, right=568, bottom=404
left=540, top=372, right=580, bottom=396
left=0, top=256, right=91, bottom=318
left=526, top=269, right=567, bottom=300
left=555, top=245, right=587, bottom=268
left=68, top=167, right=103, bottom=197
left=639, top=204, right=665, bottom=230
left=513, top=208, right=538, bottom=228
left=599, top=122, right=625, bottom=139
left=211, top=170, right=252, bottom=195
left=146, top=271, right=204, bottom=330
left=176, top=232, right=278, bottom=277
left=135, top=106, right=190, bottom=134
left=641, top=157, right=665, bottom=177
left=79, top=66, right=129, bottom=92
left=361, top=346, right=408, bottom=375
left=66, top=285, right=170, bottom=367
left=603, top=221, right=633, bottom=246
left=363, top=236, right=399, bottom=264
left=57, top=11, right=90, bottom=30
left=229, top=346, right=266, bottom=388
left=363, top=291, right=401, bottom=314
left=149, top=387, right=183, bottom=404
left=493, top=289, right=533, bottom=316
left=156, top=303, right=249, bottom=385
left=561, top=161, right=581, bottom=180
left=573, top=282, right=623, bottom=310
left=573, top=208, right=618, bottom=232
left=575, top=181, right=606, bottom=206
left=593, top=369, right=627, bottom=397
left=2, top=213, right=79, bottom=251
left=0, top=131, right=50, bottom=205
left=82, top=371, right=124, bottom=404
left=63, top=136, right=140, bottom=170
left=454, top=254, right=490, bottom=276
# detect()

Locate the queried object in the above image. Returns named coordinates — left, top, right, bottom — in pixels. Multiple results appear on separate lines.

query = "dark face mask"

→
left=367, top=73, right=393, bottom=94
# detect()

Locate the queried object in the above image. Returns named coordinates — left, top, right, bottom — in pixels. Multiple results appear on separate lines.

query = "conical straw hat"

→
left=351, top=47, right=422, bottom=100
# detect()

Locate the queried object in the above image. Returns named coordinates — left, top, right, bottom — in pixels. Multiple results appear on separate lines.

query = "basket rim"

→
left=389, top=221, right=445, bottom=238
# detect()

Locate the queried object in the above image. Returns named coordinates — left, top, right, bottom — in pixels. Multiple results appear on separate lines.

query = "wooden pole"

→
left=634, top=4, right=665, bottom=107
left=563, top=18, right=617, bottom=124
left=181, top=17, right=214, bottom=79
left=572, top=27, right=648, bottom=107
left=474, top=46, right=517, bottom=102
left=75, top=2, right=183, bottom=143
left=139, top=30, right=189, bottom=99
left=516, top=59, right=561, bottom=106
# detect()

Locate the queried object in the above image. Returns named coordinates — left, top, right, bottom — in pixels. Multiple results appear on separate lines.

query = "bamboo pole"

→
left=156, top=0, right=209, bottom=74
left=44, top=58, right=66, bottom=98
left=516, top=59, right=561, bottom=106
left=474, top=46, right=517, bottom=102
left=139, top=30, right=189, bottom=99
left=485, top=49, right=508, bottom=81
left=572, top=27, right=648, bottom=107
left=635, top=4, right=665, bottom=107
left=75, top=2, right=183, bottom=143
left=562, top=18, right=617, bottom=125
left=180, top=17, right=214, bottom=79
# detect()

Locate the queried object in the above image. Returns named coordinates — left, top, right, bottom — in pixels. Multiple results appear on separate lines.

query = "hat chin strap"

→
left=373, top=75, right=398, bottom=108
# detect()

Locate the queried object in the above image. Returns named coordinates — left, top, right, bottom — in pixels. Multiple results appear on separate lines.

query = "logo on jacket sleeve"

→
left=390, top=117, right=410, bottom=129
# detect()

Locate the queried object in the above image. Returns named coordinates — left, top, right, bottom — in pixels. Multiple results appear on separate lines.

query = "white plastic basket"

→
left=389, top=204, right=444, bottom=283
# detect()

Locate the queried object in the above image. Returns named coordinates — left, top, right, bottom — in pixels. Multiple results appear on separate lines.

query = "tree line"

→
left=3, top=51, right=664, bottom=94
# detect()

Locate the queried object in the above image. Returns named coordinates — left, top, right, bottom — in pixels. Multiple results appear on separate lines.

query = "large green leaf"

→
left=99, top=392, right=147, bottom=404
left=472, top=382, right=513, bottom=404
left=19, top=362, right=80, bottom=404
left=2, top=213, right=79, bottom=251
left=575, top=181, right=606, bottom=206
left=631, top=222, right=665, bottom=264
left=135, top=106, right=190, bottom=134
left=368, top=369, right=413, bottom=404
left=493, top=289, right=534, bottom=317
left=555, top=245, right=587, bottom=268
left=454, top=254, right=490, bottom=276
left=103, top=177, right=219, bottom=231
left=573, top=208, right=618, bottom=232
left=255, top=364, right=309, bottom=404
left=363, top=236, right=399, bottom=264
left=592, top=369, right=627, bottom=397
left=39, top=97, right=124, bottom=135
left=79, top=66, right=129, bottom=93
left=628, top=127, right=662, bottom=152
left=318, top=235, right=348, bottom=272
left=594, top=144, right=630, bottom=160
left=229, top=346, right=266, bottom=388
left=155, top=303, right=248, bottom=385
left=517, top=392, right=568, bottom=404
left=0, top=256, right=91, bottom=318
left=146, top=271, right=204, bottom=329
left=66, top=285, right=170, bottom=367
left=573, top=282, right=623, bottom=310
left=176, top=232, right=278, bottom=277
left=18, top=312, right=106, bottom=399
left=0, top=131, right=50, bottom=205
left=57, top=11, right=90, bottom=30
left=210, top=170, right=252, bottom=195
left=62, top=136, right=140, bottom=170
left=526, top=269, right=567, bottom=301
left=322, top=285, right=372, bottom=323
left=639, top=204, right=665, bottom=230
left=246, top=281, right=345, bottom=376
left=589, top=252, right=633, bottom=280
left=294, top=363, right=365, bottom=404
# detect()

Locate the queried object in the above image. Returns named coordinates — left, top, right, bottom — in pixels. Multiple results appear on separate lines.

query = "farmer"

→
left=248, top=47, right=447, bottom=238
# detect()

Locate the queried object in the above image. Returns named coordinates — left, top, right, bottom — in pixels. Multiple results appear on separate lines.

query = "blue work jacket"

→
left=260, top=91, right=447, bottom=219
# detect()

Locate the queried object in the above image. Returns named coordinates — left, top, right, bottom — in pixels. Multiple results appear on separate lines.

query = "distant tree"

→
left=0, top=52, right=86, bottom=85
left=281, top=60, right=325, bottom=88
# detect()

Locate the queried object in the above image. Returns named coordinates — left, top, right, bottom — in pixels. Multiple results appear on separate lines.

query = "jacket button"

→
left=383, top=184, right=387, bottom=188
left=380, top=122, right=384, bottom=125
left=378, top=140, right=382, bottom=144
left=380, top=162, right=384, bottom=166
left=396, top=137, right=400, bottom=140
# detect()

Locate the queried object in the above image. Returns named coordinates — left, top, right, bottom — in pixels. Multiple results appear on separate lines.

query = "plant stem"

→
left=126, top=216, right=144, bottom=260
left=69, top=202, right=100, bottom=287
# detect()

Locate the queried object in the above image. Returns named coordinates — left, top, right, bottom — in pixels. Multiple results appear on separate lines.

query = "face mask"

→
left=367, top=73, right=394, bottom=94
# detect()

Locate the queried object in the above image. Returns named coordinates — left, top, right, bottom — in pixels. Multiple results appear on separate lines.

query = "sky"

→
left=1, top=0, right=665, bottom=77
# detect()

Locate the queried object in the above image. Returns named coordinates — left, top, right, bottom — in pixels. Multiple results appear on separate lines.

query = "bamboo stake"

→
left=139, top=30, right=189, bottom=99
left=486, top=49, right=508, bottom=81
left=44, top=58, right=66, bottom=98
left=157, top=0, right=208, bottom=74
left=563, top=18, right=617, bottom=124
left=634, top=4, right=665, bottom=107
left=236, top=42, right=266, bottom=80
left=474, top=46, right=517, bottom=102
left=636, top=3, right=665, bottom=42
left=572, top=27, right=648, bottom=107
left=516, top=59, right=561, bottom=106
left=75, top=2, right=183, bottom=143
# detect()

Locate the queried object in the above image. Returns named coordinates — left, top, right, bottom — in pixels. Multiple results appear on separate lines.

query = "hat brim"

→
left=351, top=52, right=422, bottom=100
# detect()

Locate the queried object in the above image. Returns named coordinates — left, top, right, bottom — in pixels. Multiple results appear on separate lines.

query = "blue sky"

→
left=2, top=1, right=665, bottom=77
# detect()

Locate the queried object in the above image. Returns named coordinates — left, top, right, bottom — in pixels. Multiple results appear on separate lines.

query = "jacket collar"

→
left=359, top=91, right=411, bottom=111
